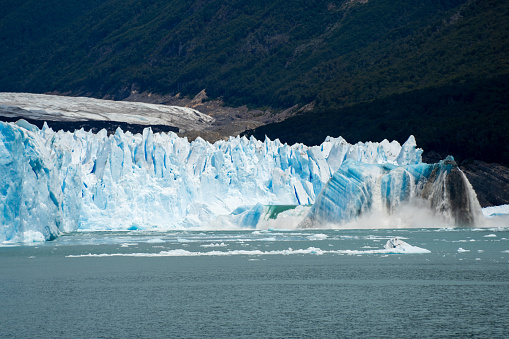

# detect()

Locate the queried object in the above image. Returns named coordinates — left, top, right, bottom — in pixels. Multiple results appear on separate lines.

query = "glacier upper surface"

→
left=0, top=120, right=422, bottom=243
left=0, top=93, right=214, bottom=132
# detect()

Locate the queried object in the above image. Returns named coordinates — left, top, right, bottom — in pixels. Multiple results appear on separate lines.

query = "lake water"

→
left=1, top=228, right=509, bottom=338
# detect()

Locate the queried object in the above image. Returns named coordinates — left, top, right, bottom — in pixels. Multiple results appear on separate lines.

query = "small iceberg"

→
left=383, top=237, right=431, bottom=254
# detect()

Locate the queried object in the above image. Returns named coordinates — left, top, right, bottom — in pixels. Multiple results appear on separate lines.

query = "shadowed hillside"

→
left=1, top=0, right=508, bottom=165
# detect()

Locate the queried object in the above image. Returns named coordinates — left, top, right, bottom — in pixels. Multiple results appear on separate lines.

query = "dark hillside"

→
left=2, top=0, right=506, bottom=106
left=0, top=0, right=508, bottom=165
left=245, top=75, right=509, bottom=165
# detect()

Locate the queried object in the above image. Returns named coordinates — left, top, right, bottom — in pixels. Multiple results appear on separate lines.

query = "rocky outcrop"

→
left=461, top=161, right=509, bottom=207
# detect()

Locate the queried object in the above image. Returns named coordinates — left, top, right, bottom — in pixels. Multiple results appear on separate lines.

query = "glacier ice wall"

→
left=0, top=120, right=422, bottom=242
left=419, top=156, right=483, bottom=226
left=300, top=156, right=483, bottom=228
left=0, top=121, right=72, bottom=243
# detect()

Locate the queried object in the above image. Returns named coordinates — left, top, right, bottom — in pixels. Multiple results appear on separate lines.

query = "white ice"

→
left=66, top=243, right=431, bottom=257
left=0, top=92, right=213, bottom=132
left=1, top=120, right=422, bottom=243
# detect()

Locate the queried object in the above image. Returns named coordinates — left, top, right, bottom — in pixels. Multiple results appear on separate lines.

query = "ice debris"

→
left=299, top=156, right=483, bottom=228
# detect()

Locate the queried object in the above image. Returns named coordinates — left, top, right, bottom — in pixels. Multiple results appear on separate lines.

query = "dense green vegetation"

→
left=1, top=0, right=508, bottom=163
left=245, top=74, right=509, bottom=164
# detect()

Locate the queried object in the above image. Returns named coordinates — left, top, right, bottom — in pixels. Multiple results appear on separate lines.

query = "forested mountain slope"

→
left=1, top=0, right=508, bottom=163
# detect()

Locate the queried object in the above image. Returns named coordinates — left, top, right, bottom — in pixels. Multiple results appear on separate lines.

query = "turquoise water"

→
left=1, top=228, right=509, bottom=338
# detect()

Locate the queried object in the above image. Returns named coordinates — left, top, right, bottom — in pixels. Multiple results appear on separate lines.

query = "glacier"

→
left=299, top=156, right=483, bottom=229
left=0, top=92, right=214, bottom=132
left=0, top=120, right=483, bottom=244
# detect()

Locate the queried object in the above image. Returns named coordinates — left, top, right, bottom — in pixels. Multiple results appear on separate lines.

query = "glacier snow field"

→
left=1, top=228, right=509, bottom=338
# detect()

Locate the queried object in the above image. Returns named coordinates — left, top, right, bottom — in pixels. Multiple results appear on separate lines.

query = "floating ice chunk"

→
left=22, top=231, right=46, bottom=244
left=120, top=243, right=137, bottom=247
left=384, top=237, right=405, bottom=249
left=382, top=237, right=431, bottom=253
left=67, top=247, right=329, bottom=257
left=146, top=238, right=165, bottom=243
left=200, top=242, right=227, bottom=247
left=307, top=234, right=328, bottom=240
left=66, top=240, right=432, bottom=257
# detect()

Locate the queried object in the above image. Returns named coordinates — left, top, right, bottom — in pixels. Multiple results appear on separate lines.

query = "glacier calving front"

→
left=299, top=157, right=483, bottom=229
left=0, top=120, right=479, bottom=243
